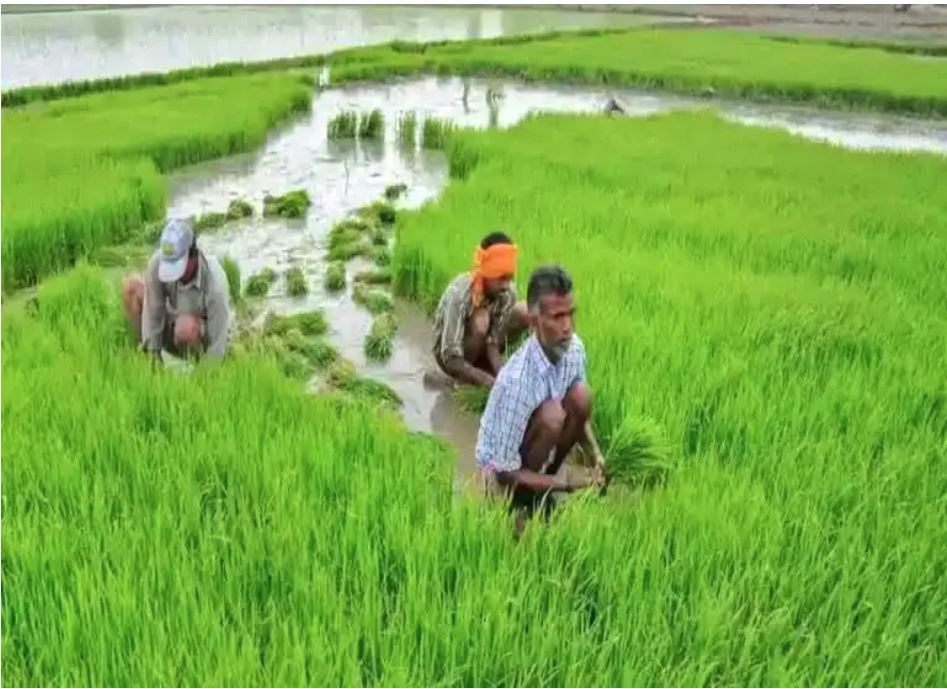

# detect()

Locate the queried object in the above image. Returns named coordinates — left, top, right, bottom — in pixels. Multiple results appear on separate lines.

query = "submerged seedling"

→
left=324, top=261, right=346, bottom=292
left=285, top=266, right=309, bottom=296
left=364, top=312, right=398, bottom=361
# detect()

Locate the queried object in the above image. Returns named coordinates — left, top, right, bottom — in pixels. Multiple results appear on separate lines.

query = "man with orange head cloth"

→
left=432, top=231, right=528, bottom=387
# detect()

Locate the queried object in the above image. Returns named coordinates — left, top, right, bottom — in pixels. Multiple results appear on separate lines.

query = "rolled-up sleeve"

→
left=476, top=374, right=532, bottom=473
left=141, top=254, right=166, bottom=354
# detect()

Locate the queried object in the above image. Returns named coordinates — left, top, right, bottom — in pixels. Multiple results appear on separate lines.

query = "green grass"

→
left=284, top=266, right=309, bottom=297
left=421, top=117, right=456, bottom=150
left=1, top=73, right=311, bottom=290
left=263, top=189, right=311, bottom=219
left=244, top=267, right=277, bottom=298
left=398, top=111, right=418, bottom=146
left=364, top=312, right=398, bottom=361
left=352, top=284, right=394, bottom=315
left=358, top=109, right=385, bottom=139
left=327, top=110, right=358, bottom=139
left=324, top=261, right=346, bottom=292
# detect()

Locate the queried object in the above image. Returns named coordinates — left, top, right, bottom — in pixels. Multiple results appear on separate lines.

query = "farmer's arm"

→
left=439, top=287, right=494, bottom=386
left=495, top=468, right=591, bottom=492
left=483, top=290, right=514, bottom=376
left=141, top=255, right=166, bottom=356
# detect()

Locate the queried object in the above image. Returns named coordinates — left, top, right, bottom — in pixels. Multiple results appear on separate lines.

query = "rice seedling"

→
left=327, top=239, right=372, bottom=262
left=192, top=211, right=229, bottom=231
left=284, top=265, right=309, bottom=296
left=279, top=328, right=338, bottom=370
left=219, top=254, right=242, bottom=305
left=262, top=189, right=311, bottom=218
left=244, top=267, right=277, bottom=298
left=328, top=225, right=364, bottom=251
left=226, top=198, right=254, bottom=220
left=601, top=415, right=674, bottom=489
left=358, top=108, right=384, bottom=139
left=364, top=312, right=398, bottom=361
left=398, top=111, right=418, bottom=146
left=327, top=110, right=358, bottom=139
left=358, top=199, right=396, bottom=225
left=384, top=182, right=408, bottom=200
left=263, top=309, right=328, bottom=337
left=451, top=383, right=490, bottom=414
left=354, top=268, right=392, bottom=285
left=372, top=246, right=392, bottom=267
left=422, top=116, right=456, bottom=149
left=324, top=261, right=346, bottom=292
left=327, top=360, right=402, bottom=408
left=352, top=284, right=393, bottom=315
left=370, top=227, right=389, bottom=247
left=2, top=72, right=311, bottom=289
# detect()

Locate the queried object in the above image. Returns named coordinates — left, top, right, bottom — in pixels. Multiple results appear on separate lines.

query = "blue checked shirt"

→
left=476, top=333, right=587, bottom=473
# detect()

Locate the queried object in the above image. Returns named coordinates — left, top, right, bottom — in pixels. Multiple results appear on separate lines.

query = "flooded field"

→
left=1, top=5, right=671, bottom=88
left=166, top=76, right=947, bottom=476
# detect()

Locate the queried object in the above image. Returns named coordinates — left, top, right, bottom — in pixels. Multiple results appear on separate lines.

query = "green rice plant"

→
left=263, top=309, right=328, bottom=337
left=219, top=254, right=242, bottom=305
left=451, top=384, right=490, bottom=414
left=327, top=239, right=372, bottom=262
left=358, top=109, right=384, bottom=139
left=398, top=111, right=418, bottom=146
left=2, top=72, right=311, bottom=289
left=370, top=227, right=389, bottom=247
left=284, top=266, right=309, bottom=296
left=354, top=268, right=392, bottom=285
left=192, top=211, right=229, bottom=231
left=364, top=312, right=398, bottom=361
left=327, top=110, right=358, bottom=139
left=372, top=246, right=392, bottom=267
left=324, top=261, right=346, bottom=292
left=243, top=267, right=277, bottom=298
left=280, top=328, right=338, bottom=370
left=226, top=198, right=254, bottom=220
left=352, top=284, right=393, bottom=315
left=327, top=360, right=401, bottom=408
left=422, top=116, right=456, bottom=150
left=262, top=189, right=311, bottom=218
left=358, top=199, right=396, bottom=225
left=328, top=225, right=364, bottom=251
left=88, top=240, right=151, bottom=269
left=602, top=415, right=674, bottom=489
left=384, top=183, right=408, bottom=201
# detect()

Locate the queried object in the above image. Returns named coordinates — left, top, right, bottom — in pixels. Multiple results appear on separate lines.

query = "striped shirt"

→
left=432, top=273, right=517, bottom=365
left=476, top=333, right=587, bottom=473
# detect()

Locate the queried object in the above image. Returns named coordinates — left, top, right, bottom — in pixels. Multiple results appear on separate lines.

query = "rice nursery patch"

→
left=364, top=312, right=398, bottom=361
left=284, top=266, right=309, bottom=296
left=263, top=189, right=311, bottom=218
left=324, top=261, right=346, bottom=292
left=244, top=267, right=278, bottom=298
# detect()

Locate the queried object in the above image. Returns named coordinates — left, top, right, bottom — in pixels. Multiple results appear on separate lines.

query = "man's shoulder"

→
left=437, top=273, right=471, bottom=307
left=201, top=253, right=230, bottom=296
left=494, top=338, right=533, bottom=387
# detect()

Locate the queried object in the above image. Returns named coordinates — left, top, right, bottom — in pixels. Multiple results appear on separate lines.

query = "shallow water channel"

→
left=166, top=76, right=947, bottom=479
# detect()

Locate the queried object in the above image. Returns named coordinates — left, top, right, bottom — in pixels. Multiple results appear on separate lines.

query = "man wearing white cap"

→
left=122, top=218, right=231, bottom=360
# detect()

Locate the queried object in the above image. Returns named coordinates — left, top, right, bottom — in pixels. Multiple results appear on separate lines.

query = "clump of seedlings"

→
left=370, top=226, right=389, bottom=247
left=263, top=189, right=311, bottom=218
left=324, top=261, right=346, bottom=291
left=354, top=268, right=392, bottom=285
left=328, top=239, right=371, bottom=262
left=353, top=284, right=393, bottom=315
left=398, top=111, right=417, bottom=146
left=244, top=267, right=278, bottom=298
left=220, top=254, right=242, bottom=305
left=264, top=309, right=328, bottom=337
left=358, top=199, right=396, bottom=225
left=285, top=266, right=309, bottom=296
left=328, top=360, right=401, bottom=408
left=384, top=183, right=408, bottom=201
left=328, top=110, right=358, bottom=139
left=452, top=384, right=490, bottom=414
left=422, top=116, right=456, bottom=149
left=358, top=109, right=384, bottom=139
left=193, top=211, right=228, bottom=231
left=605, top=415, right=675, bottom=489
left=364, top=312, right=398, bottom=361
left=372, top=246, right=392, bottom=267
left=226, top=198, right=254, bottom=220
left=328, top=224, right=364, bottom=251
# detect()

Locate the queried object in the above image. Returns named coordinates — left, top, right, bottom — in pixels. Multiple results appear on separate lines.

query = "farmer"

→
left=121, top=218, right=231, bottom=361
left=476, top=265, right=606, bottom=522
left=432, top=231, right=529, bottom=387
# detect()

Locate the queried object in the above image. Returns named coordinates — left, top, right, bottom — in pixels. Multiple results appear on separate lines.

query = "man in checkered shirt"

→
left=476, top=265, right=606, bottom=518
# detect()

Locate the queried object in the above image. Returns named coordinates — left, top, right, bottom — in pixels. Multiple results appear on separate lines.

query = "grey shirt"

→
left=141, top=250, right=231, bottom=358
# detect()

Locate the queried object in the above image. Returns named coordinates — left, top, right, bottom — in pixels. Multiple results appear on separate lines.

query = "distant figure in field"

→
left=476, top=265, right=606, bottom=527
left=604, top=96, right=626, bottom=115
left=122, top=218, right=231, bottom=361
left=432, top=231, right=529, bottom=387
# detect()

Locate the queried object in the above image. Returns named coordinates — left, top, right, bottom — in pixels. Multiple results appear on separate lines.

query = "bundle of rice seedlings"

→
left=328, top=224, right=364, bottom=251
left=226, top=198, right=254, bottom=220
left=370, top=227, right=389, bottom=247
left=193, top=212, right=228, bottom=231
left=398, top=111, right=417, bottom=146
left=372, top=246, right=392, bottom=267
left=328, top=239, right=372, bottom=262
left=220, top=254, right=242, bottom=305
left=354, top=268, right=391, bottom=285
left=327, top=110, right=358, bottom=139
left=244, top=267, right=278, bottom=297
left=452, top=384, right=490, bottom=414
left=364, top=312, right=397, bottom=361
left=328, top=360, right=401, bottom=408
left=324, top=261, right=346, bottom=291
left=358, top=199, right=396, bottom=225
left=422, top=116, right=455, bottom=149
left=353, top=284, right=393, bottom=315
left=281, top=328, right=338, bottom=370
left=604, top=415, right=675, bottom=489
left=263, top=189, right=311, bottom=218
left=285, top=266, right=309, bottom=296
left=358, top=109, right=384, bottom=139
left=264, top=309, right=328, bottom=337
left=384, top=183, right=408, bottom=200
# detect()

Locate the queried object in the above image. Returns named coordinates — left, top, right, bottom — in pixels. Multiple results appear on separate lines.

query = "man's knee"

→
left=468, top=307, right=490, bottom=339
left=565, top=382, right=592, bottom=421
left=538, top=399, right=566, bottom=438
left=173, top=314, right=202, bottom=348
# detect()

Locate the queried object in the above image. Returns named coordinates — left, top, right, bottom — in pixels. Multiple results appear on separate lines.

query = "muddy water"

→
left=166, top=77, right=947, bottom=479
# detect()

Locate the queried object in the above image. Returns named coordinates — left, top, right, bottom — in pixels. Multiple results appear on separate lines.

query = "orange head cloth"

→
left=470, top=242, right=518, bottom=308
